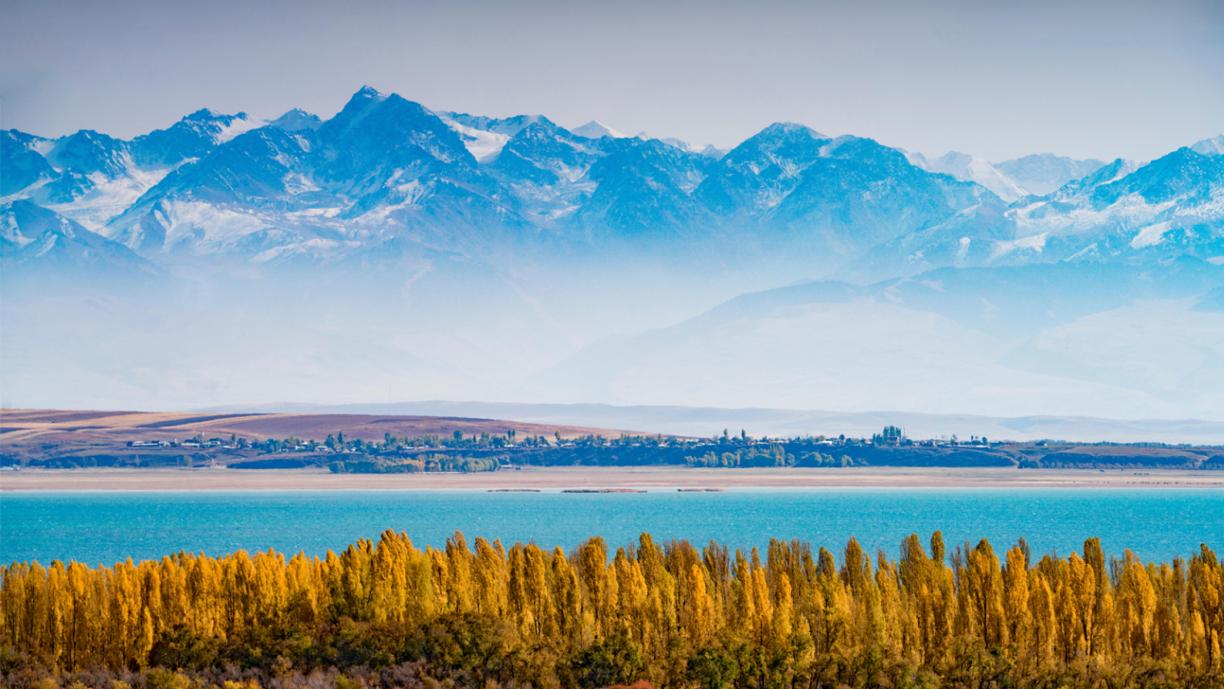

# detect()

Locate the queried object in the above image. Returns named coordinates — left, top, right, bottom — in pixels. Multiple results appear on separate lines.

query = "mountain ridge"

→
left=5, top=86, right=1218, bottom=279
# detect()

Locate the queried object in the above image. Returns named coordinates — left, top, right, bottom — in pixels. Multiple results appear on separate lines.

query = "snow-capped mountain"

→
left=1, top=109, right=261, bottom=235
left=2, top=87, right=1221, bottom=280
left=908, top=151, right=1027, bottom=203
left=485, top=118, right=604, bottom=224
left=1, top=130, right=57, bottom=196
left=269, top=108, right=322, bottom=132
left=868, top=145, right=1224, bottom=272
left=0, top=200, right=155, bottom=274
left=570, top=120, right=631, bottom=140
left=573, top=136, right=716, bottom=236
left=696, top=123, right=831, bottom=215
left=1007, top=148, right=1224, bottom=262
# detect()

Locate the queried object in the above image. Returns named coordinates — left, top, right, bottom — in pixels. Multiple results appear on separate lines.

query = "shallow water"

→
left=1, top=488, right=1221, bottom=565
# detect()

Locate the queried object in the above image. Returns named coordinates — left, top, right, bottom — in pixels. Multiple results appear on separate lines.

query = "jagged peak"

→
left=57, top=128, right=123, bottom=145
left=183, top=108, right=247, bottom=123
left=343, top=85, right=392, bottom=109
left=572, top=120, right=631, bottom=139
left=1190, top=134, right=1224, bottom=156
left=756, top=121, right=827, bottom=140
left=269, top=108, right=322, bottom=132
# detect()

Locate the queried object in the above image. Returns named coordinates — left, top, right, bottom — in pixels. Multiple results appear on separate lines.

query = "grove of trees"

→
left=1, top=532, right=1221, bottom=688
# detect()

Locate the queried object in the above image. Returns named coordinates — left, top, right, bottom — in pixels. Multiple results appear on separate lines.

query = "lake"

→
left=1, top=488, right=1221, bottom=566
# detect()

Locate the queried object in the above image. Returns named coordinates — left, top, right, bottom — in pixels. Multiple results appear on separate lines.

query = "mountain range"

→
left=4, top=85, right=1221, bottom=279
left=2, top=86, right=1223, bottom=425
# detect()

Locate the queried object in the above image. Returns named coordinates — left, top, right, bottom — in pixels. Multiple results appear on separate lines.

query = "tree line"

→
left=1, top=532, right=1221, bottom=688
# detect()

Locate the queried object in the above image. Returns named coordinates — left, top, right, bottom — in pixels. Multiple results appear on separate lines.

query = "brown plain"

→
left=0, top=408, right=626, bottom=444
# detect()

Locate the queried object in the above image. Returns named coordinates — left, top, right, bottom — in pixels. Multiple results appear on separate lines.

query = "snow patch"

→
left=213, top=115, right=259, bottom=144
left=1012, top=192, right=1177, bottom=237
left=360, top=180, right=426, bottom=222
left=955, top=236, right=971, bottom=261
left=283, top=172, right=319, bottom=195
left=992, top=232, right=1047, bottom=259
left=439, top=116, right=510, bottom=162
left=156, top=200, right=267, bottom=250
left=52, top=159, right=172, bottom=232
left=287, top=206, right=342, bottom=219
left=1130, top=221, right=1173, bottom=249
left=251, top=237, right=347, bottom=263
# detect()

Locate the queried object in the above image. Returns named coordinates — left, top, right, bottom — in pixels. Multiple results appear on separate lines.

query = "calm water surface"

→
left=1, top=488, right=1221, bottom=565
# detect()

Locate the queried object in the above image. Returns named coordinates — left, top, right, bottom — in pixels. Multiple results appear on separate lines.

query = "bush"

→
left=142, top=669, right=190, bottom=689
left=567, top=635, right=645, bottom=689
left=687, top=647, right=739, bottom=689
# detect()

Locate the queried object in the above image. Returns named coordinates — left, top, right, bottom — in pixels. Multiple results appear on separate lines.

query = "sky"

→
left=2, top=0, right=1221, bottom=161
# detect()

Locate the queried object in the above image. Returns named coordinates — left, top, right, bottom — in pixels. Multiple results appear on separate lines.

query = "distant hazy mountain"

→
left=1191, top=135, right=1224, bottom=156
left=995, top=153, right=1107, bottom=196
left=908, top=150, right=1027, bottom=202
left=530, top=261, right=1224, bottom=420
left=908, top=151, right=1110, bottom=202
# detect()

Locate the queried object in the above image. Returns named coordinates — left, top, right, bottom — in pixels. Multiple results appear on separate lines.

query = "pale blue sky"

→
left=1, top=0, right=1221, bottom=161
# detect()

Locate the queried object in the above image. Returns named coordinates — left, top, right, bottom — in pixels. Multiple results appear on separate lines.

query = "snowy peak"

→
left=316, top=90, right=474, bottom=176
left=180, top=109, right=257, bottom=143
left=758, top=121, right=827, bottom=140
left=350, top=85, right=386, bottom=103
left=1191, top=135, right=1224, bottom=156
left=572, top=120, right=631, bottom=140
left=725, top=122, right=830, bottom=164
left=694, top=122, right=832, bottom=214
left=45, top=129, right=130, bottom=179
left=129, top=109, right=253, bottom=167
left=0, top=129, right=56, bottom=195
left=444, top=112, right=549, bottom=138
left=269, top=108, right=322, bottom=132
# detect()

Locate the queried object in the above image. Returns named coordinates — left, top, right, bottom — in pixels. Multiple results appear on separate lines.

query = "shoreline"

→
left=3, top=466, right=1224, bottom=492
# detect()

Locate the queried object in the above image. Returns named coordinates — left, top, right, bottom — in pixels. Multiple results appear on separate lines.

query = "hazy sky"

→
left=1, top=0, right=1221, bottom=161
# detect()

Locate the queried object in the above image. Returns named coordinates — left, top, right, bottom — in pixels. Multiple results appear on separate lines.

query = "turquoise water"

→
left=1, top=489, right=1221, bottom=566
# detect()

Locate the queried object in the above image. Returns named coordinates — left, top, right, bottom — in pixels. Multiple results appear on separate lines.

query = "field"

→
left=0, top=408, right=626, bottom=464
